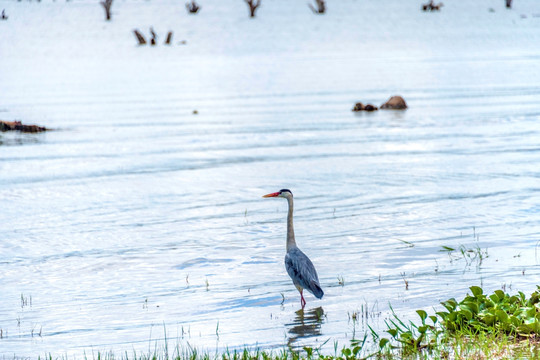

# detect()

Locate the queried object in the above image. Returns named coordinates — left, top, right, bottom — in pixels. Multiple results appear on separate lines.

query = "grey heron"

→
left=263, top=189, right=324, bottom=308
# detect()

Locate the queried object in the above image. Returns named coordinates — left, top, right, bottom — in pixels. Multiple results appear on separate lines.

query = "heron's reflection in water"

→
left=286, top=306, right=325, bottom=347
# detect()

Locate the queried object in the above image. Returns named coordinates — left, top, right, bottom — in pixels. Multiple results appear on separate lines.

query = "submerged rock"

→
left=352, top=102, right=378, bottom=112
left=380, top=95, right=408, bottom=110
left=352, top=102, right=365, bottom=112
left=364, top=104, right=378, bottom=111
left=0, top=120, right=48, bottom=133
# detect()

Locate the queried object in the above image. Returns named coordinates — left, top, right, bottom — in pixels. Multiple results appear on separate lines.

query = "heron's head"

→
left=262, top=189, right=293, bottom=199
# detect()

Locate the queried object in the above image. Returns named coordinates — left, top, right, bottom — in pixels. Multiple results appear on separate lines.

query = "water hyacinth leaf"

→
left=463, top=301, right=479, bottom=314
left=482, top=313, right=496, bottom=325
left=429, top=315, right=438, bottom=324
left=494, top=290, right=505, bottom=301
left=510, top=315, right=522, bottom=327
left=416, top=310, right=427, bottom=323
left=489, top=294, right=500, bottom=304
left=418, top=325, right=428, bottom=334
left=470, top=286, right=483, bottom=297
left=524, top=318, right=540, bottom=330
left=518, top=324, right=533, bottom=334
left=530, top=291, right=540, bottom=304
left=436, top=311, right=449, bottom=320
left=379, top=338, right=390, bottom=349
left=459, top=307, right=473, bottom=321
left=446, top=311, right=457, bottom=322
left=524, top=307, right=536, bottom=318
left=442, top=299, right=458, bottom=311
left=399, top=332, right=413, bottom=344
left=387, top=328, right=398, bottom=338
left=496, top=309, right=509, bottom=323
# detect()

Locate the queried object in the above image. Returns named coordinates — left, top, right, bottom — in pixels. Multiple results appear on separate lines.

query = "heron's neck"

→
left=286, top=197, right=297, bottom=251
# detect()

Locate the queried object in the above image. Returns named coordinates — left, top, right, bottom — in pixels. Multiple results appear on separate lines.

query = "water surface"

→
left=1, top=0, right=540, bottom=357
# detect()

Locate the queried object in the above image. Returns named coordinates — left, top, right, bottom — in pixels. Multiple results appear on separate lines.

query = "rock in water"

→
left=0, top=120, right=48, bottom=133
left=380, top=96, right=408, bottom=110
left=352, top=102, right=365, bottom=112
left=364, top=104, right=378, bottom=111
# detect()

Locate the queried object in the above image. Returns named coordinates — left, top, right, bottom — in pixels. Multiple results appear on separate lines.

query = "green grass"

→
left=32, top=331, right=540, bottom=360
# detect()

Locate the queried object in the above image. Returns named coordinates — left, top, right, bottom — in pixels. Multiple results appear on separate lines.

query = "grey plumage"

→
left=285, top=247, right=324, bottom=299
left=263, top=189, right=324, bottom=308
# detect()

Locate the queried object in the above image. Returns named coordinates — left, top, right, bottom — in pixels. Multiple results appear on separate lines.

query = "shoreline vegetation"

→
left=23, top=286, right=540, bottom=360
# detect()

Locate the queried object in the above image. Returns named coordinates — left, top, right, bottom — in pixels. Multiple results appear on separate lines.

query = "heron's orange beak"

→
left=263, top=192, right=280, bottom=198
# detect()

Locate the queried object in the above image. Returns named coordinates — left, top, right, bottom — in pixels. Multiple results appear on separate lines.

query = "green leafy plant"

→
left=440, top=244, right=488, bottom=266
left=380, top=305, right=439, bottom=355
left=437, top=285, right=540, bottom=335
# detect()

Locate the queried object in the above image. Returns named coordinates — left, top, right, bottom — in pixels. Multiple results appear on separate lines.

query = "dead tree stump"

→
left=308, top=0, right=326, bottom=14
left=422, top=0, right=443, bottom=11
left=244, top=0, right=261, bottom=18
left=186, top=1, right=200, bottom=13
left=506, top=0, right=512, bottom=8
left=133, top=29, right=146, bottom=45
left=100, top=0, right=113, bottom=20
left=150, top=27, right=157, bottom=46
left=1, top=9, right=8, bottom=20
left=165, top=31, right=173, bottom=45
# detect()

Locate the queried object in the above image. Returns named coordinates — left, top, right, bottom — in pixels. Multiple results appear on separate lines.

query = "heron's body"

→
left=263, top=189, right=324, bottom=308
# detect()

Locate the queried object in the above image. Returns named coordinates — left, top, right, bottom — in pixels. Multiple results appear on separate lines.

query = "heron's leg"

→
left=300, top=290, right=306, bottom=308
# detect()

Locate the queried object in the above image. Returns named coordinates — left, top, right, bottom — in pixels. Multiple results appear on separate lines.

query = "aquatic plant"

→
left=440, top=243, right=488, bottom=267
left=399, top=273, right=409, bottom=290
left=438, top=286, right=540, bottom=335
left=380, top=286, right=540, bottom=358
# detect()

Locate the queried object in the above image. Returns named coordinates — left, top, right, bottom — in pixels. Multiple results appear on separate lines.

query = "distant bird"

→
left=150, top=27, right=157, bottom=46
left=263, top=189, right=324, bottom=308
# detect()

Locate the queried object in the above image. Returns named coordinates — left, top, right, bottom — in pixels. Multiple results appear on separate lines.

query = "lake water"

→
left=1, top=0, right=540, bottom=357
